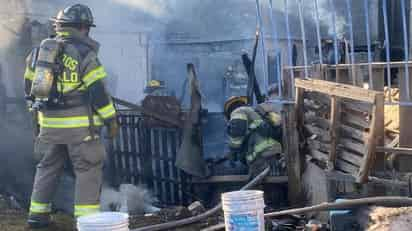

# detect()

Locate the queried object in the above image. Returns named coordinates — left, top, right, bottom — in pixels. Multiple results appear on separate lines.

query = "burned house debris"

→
left=3, top=0, right=412, bottom=230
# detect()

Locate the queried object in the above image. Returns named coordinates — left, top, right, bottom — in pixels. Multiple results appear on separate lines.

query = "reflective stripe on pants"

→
left=75, top=204, right=100, bottom=217
left=29, top=200, right=51, bottom=214
left=30, top=140, right=105, bottom=217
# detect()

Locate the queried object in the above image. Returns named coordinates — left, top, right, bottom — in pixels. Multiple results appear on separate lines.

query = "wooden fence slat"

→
left=339, top=138, right=366, bottom=155
left=341, top=111, right=369, bottom=129
left=336, top=159, right=359, bottom=175
left=295, top=79, right=379, bottom=103
left=307, top=139, right=331, bottom=153
left=304, top=114, right=330, bottom=129
left=309, top=149, right=328, bottom=162
left=304, top=124, right=331, bottom=142
left=337, top=150, right=363, bottom=166
left=357, top=104, right=378, bottom=183
left=340, top=124, right=366, bottom=142
left=341, top=99, right=372, bottom=114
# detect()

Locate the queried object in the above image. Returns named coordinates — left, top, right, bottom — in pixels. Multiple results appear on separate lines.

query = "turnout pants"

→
left=29, top=139, right=105, bottom=217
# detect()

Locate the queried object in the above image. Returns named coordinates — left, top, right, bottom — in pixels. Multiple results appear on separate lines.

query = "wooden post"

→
left=335, top=67, right=341, bottom=84
left=357, top=93, right=384, bottom=183
left=352, top=65, right=364, bottom=87
left=350, top=64, right=358, bottom=86
left=313, top=64, right=326, bottom=80
left=371, top=67, right=385, bottom=91
left=328, top=96, right=341, bottom=170
left=337, top=68, right=352, bottom=85
left=282, top=69, right=303, bottom=206
left=397, top=67, right=412, bottom=171
left=370, top=67, right=385, bottom=172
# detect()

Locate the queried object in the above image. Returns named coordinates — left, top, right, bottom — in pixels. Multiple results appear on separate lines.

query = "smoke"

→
left=0, top=0, right=30, bottom=50
left=101, top=184, right=160, bottom=214
left=112, top=0, right=170, bottom=18
left=317, top=0, right=347, bottom=39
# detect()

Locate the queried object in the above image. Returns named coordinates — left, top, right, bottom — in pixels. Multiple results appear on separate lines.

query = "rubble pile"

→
left=129, top=202, right=219, bottom=230
left=367, top=207, right=412, bottom=231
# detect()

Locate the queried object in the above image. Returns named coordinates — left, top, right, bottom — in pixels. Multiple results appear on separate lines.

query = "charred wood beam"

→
left=192, top=175, right=288, bottom=184
left=112, top=97, right=182, bottom=127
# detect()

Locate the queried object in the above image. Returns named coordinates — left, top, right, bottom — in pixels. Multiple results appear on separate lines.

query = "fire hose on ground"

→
left=202, top=197, right=412, bottom=231
left=132, top=167, right=271, bottom=231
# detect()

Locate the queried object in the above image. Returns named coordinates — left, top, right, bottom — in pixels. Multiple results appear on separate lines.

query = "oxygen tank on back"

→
left=30, top=38, right=62, bottom=102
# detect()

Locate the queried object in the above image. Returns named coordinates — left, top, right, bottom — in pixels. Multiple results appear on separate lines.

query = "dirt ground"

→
left=0, top=210, right=74, bottom=231
left=0, top=209, right=216, bottom=231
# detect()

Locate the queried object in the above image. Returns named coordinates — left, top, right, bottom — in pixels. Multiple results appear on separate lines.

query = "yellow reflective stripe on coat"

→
left=24, top=68, right=35, bottom=81
left=246, top=138, right=279, bottom=162
left=38, top=113, right=103, bottom=128
left=56, top=31, right=70, bottom=37
left=97, top=103, right=116, bottom=119
left=30, top=201, right=51, bottom=214
left=74, top=204, right=100, bottom=217
left=230, top=112, right=248, bottom=121
left=83, top=66, right=107, bottom=87
left=229, top=136, right=244, bottom=149
left=57, top=82, right=87, bottom=93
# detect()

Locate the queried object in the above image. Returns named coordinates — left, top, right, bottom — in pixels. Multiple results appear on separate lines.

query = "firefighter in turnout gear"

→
left=24, top=4, right=117, bottom=228
left=224, top=96, right=283, bottom=177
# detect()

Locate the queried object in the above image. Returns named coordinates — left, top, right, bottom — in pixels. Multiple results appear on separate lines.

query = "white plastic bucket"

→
left=77, top=212, right=129, bottom=231
left=222, top=190, right=265, bottom=231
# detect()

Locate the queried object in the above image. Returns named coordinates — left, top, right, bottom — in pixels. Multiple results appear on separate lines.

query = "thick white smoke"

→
left=101, top=184, right=160, bottom=214
left=112, top=0, right=170, bottom=18
left=0, top=0, right=30, bottom=50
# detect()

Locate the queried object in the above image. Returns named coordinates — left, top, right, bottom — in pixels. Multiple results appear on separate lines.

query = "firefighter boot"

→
left=27, top=213, right=50, bottom=229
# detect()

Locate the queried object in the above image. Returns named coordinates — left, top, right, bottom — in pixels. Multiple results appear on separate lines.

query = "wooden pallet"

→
left=295, top=79, right=384, bottom=183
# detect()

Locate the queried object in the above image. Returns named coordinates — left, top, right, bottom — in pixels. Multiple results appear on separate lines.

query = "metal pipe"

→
left=133, top=167, right=271, bottom=231
left=382, top=0, right=392, bottom=102
left=313, top=0, right=323, bottom=65
left=269, top=0, right=283, bottom=98
left=255, top=0, right=268, bottom=93
left=363, top=0, right=373, bottom=88
left=401, top=0, right=410, bottom=101
left=297, top=0, right=309, bottom=79
left=203, top=197, right=412, bottom=231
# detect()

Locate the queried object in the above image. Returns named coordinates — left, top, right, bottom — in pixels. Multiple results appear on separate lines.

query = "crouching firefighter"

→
left=224, top=96, right=284, bottom=178
left=24, top=4, right=118, bottom=228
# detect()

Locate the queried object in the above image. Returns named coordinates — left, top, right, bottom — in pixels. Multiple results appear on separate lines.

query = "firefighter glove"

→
left=106, top=118, right=119, bottom=138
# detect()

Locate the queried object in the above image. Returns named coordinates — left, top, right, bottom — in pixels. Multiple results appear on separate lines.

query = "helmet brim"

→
left=50, top=17, right=96, bottom=27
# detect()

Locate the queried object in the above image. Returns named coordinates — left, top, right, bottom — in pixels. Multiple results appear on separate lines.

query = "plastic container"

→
left=222, top=190, right=265, bottom=231
left=77, top=212, right=129, bottom=231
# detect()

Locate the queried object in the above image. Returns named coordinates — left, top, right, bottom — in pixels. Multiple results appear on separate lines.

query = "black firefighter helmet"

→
left=51, top=4, right=96, bottom=27
left=224, top=96, right=248, bottom=120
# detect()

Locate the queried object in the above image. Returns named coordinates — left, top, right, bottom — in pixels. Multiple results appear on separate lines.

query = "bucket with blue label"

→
left=222, top=190, right=265, bottom=231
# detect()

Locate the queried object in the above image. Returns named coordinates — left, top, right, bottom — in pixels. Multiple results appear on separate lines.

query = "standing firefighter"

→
left=24, top=4, right=117, bottom=228
left=224, top=96, right=283, bottom=177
